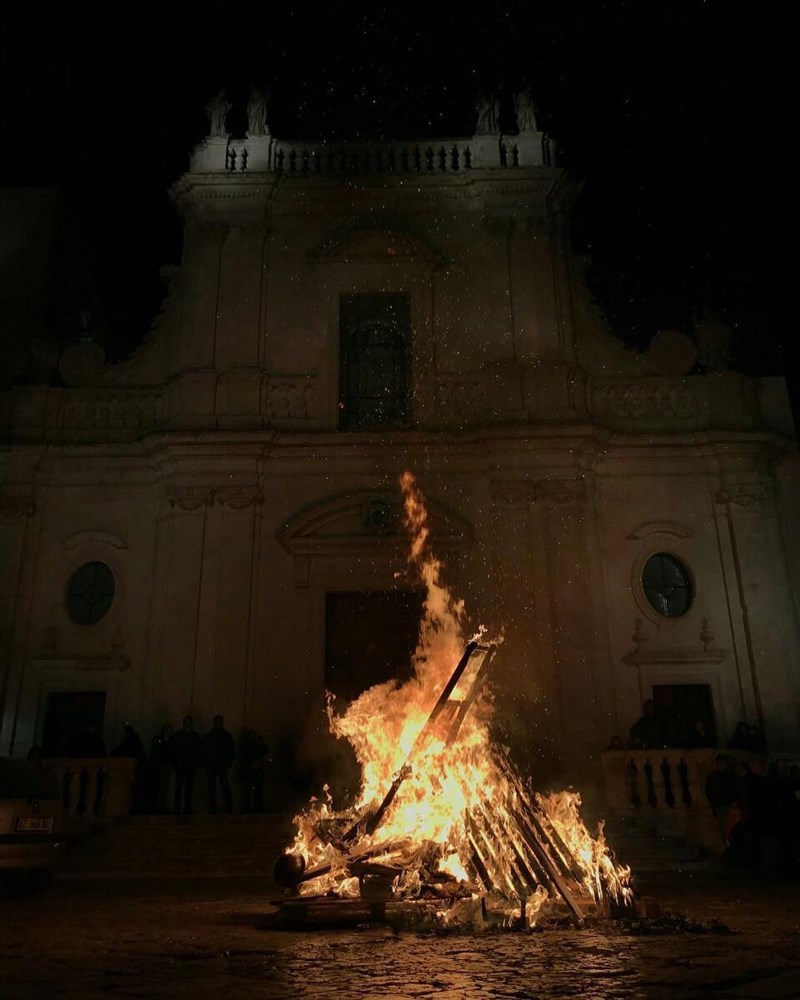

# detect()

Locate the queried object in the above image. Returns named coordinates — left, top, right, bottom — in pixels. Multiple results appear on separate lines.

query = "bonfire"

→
left=275, top=472, right=632, bottom=928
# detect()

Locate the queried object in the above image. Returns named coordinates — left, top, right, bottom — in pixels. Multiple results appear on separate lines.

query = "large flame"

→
left=286, top=472, right=631, bottom=919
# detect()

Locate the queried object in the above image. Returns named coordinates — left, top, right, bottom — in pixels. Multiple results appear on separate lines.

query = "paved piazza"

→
left=1, top=876, right=799, bottom=999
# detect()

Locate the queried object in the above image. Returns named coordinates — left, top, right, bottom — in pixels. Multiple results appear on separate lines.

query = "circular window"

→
left=67, top=561, right=115, bottom=625
left=642, top=553, right=692, bottom=618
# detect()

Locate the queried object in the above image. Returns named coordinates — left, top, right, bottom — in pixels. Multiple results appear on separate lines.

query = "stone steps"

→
left=603, top=820, right=712, bottom=874
left=59, top=812, right=713, bottom=880
left=58, top=813, right=295, bottom=879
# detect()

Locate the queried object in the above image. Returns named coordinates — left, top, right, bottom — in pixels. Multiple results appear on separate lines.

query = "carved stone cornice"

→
left=712, top=484, right=769, bottom=507
left=168, top=487, right=216, bottom=511
left=41, top=389, right=166, bottom=441
left=591, top=381, right=701, bottom=422
left=266, top=376, right=316, bottom=422
left=0, top=496, right=35, bottom=520
left=622, top=646, right=727, bottom=667
left=623, top=616, right=727, bottom=666
left=216, top=486, right=264, bottom=510
left=491, top=479, right=586, bottom=509
left=167, top=486, right=265, bottom=511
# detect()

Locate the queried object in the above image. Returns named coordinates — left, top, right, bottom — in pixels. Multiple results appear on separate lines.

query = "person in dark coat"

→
left=149, top=723, right=175, bottom=813
left=111, top=723, right=147, bottom=814
left=238, top=729, right=270, bottom=813
left=203, top=715, right=235, bottom=814
left=173, top=715, right=203, bottom=815
left=729, top=720, right=750, bottom=749
left=705, top=754, right=739, bottom=847
left=628, top=700, right=666, bottom=749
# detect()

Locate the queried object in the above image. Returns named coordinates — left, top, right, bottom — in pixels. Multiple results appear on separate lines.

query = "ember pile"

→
left=274, top=473, right=632, bottom=928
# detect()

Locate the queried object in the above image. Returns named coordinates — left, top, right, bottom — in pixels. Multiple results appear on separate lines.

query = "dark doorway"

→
left=652, top=683, right=717, bottom=747
left=42, top=691, right=107, bottom=756
left=325, top=590, right=424, bottom=703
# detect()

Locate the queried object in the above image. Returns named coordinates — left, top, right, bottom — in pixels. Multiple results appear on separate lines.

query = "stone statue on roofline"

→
left=205, top=91, right=232, bottom=138
left=475, top=93, right=500, bottom=134
left=247, top=86, right=270, bottom=137
left=514, top=92, right=538, bottom=133
left=693, top=304, right=732, bottom=371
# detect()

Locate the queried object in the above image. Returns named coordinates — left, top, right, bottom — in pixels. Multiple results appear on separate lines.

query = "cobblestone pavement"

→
left=1, top=875, right=799, bottom=999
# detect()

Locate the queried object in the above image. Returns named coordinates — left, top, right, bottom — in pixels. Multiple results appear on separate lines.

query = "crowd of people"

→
left=603, top=700, right=800, bottom=878
left=107, top=715, right=270, bottom=815
left=607, top=700, right=768, bottom=753
left=705, top=753, right=800, bottom=879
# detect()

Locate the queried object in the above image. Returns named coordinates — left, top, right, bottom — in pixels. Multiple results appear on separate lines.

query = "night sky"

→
left=5, top=3, right=793, bottom=409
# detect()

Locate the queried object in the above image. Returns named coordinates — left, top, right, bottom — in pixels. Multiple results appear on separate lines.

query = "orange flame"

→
left=286, top=472, right=631, bottom=918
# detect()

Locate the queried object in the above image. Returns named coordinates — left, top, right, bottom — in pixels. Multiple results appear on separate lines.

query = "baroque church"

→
left=1, top=91, right=798, bottom=785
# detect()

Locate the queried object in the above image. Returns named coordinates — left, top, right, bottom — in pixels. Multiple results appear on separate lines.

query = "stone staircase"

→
left=57, top=812, right=712, bottom=885
left=58, top=813, right=296, bottom=880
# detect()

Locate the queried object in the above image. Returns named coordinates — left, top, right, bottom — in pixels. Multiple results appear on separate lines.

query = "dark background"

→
left=3, top=2, right=792, bottom=409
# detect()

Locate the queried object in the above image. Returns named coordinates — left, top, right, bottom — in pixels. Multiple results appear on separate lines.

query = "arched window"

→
left=338, top=293, right=411, bottom=430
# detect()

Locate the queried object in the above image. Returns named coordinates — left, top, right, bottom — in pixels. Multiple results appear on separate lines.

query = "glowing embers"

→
left=273, top=472, right=632, bottom=929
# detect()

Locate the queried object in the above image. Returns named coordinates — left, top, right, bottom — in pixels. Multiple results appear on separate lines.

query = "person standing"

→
left=705, top=754, right=739, bottom=848
left=238, top=729, right=270, bottom=813
left=628, top=699, right=666, bottom=749
left=111, top=723, right=147, bottom=814
left=173, top=715, right=203, bottom=815
left=149, top=724, right=175, bottom=814
left=203, top=715, right=235, bottom=814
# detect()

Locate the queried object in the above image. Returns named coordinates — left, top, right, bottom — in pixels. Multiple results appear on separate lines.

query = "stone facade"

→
left=2, top=117, right=798, bottom=785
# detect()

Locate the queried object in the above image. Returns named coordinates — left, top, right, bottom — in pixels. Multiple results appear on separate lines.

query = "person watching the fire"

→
left=627, top=699, right=666, bottom=749
left=203, top=715, right=235, bottom=814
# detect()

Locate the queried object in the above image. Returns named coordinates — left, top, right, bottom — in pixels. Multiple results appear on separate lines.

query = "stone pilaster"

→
left=0, top=494, right=40, bottom=755
left=712, top=481, right=800, bottom=747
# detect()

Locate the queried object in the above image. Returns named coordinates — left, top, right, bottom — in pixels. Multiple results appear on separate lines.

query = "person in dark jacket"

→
left=173, top=715, right=203, bottom=815
left=149, top=723, right=175, bottom=813
left=705, top=754, right=739, bottom=847
left=238, top=729, right=270, bottom=813
left=628, top=700, right=666, bottom=749
left=111, top=723, right=147, bottom=814
left=203, top=715, right=235, bottom=813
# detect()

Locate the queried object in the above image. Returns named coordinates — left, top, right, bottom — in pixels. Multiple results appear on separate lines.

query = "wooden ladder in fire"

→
left=343, top=639, right=497, bottom=841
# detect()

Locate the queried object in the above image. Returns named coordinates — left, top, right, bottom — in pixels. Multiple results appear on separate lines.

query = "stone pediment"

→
left=277, top=488, right=472, bottom=557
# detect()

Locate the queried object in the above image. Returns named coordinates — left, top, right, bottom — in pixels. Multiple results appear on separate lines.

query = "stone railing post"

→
left=600, top=747, right=768, bottom=855
left=44, top=757, right=136, bottom=823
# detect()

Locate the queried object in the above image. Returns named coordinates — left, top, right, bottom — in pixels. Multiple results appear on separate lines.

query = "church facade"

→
left=2, top=102, right=798, bottom=783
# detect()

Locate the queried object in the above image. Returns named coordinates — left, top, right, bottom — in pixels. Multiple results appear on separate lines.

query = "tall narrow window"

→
left=339, top=293, right=411, bottom=431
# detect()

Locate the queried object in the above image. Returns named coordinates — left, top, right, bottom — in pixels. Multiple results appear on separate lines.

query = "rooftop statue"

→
left=247, top=87, right=270, bottom=137
left=205, top=91, right=232, bottom=138
left=514, top=92, right=538, bottom=133
left=475, top=93, right=500, bottom=135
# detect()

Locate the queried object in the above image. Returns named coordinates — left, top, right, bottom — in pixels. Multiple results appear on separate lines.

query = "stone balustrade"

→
left=191, top=132, right=552, bottom=175
left=44, top=757, right=137, bottom=824
left=601, top=748, right=766, bottom=854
